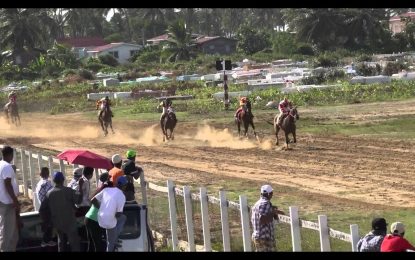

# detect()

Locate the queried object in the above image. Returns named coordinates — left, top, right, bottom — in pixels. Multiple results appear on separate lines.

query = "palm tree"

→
left=164, top=19, right=196, bottom=62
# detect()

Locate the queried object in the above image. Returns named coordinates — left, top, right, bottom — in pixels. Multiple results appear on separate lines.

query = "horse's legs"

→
left=275, top=126, right=280, bottom=146
left=236, top=120, right=241, bottom=137
left=293, top=130, right=297, bottom=143
left=250, top=120, right=257, bottom=138
left=285, top=132, right=290, bottom=149
left=109, top=120, right=115, bottom=134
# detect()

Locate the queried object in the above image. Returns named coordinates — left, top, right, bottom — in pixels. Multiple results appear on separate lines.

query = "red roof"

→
left=56, top=37, right=106, bottom=48
left=147, top=34, right=169, bottom=42
left=389, top=12, right=415, bottom=21
left=88, top=43, right=124, bottom=52
left=195, top=36, right=236, bottom=44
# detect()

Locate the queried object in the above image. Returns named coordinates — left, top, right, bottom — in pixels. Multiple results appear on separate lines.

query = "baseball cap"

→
left=126, top=149, right=136, bottom=159
left=391, top=222, right=405, bottom=235
left=371, top=218, right=387, bottom=231
left=117, top=175, right=128, bottom=186
left=111, top=154, right=122, bottom=164
left=261, top=184, right=273, bottom=194
left=73, top=167, right=83, bottom=177
left=53, top=171, right=65, bottom=182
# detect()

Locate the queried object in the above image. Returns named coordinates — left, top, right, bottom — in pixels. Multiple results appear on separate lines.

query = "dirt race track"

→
left=2, top=100, right=415, bottom=210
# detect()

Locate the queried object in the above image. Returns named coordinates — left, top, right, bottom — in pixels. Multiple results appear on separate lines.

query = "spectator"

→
left=35, top=167, right=56, bottom=247
left=109, top=154, right=124, bottom=185
left=357, top=217, right=387, bottom=252
left=67, top=167, right=83, bottom=190
left=381, top=222, right=415, bottom=252
left=85, top=173, right=113, bottom=252
left=75, top=167, right=94, bottom=217
left=0, top=146, right=19, bottom=251
left=92, top=176, right=128, bottom=252
left=121, top=149, right=143, bottom=201
left=42, top=172, right=82, bottom=252
left=98, top=171, right=110, bottom=188
left=250, top=184, right=284, bottom=252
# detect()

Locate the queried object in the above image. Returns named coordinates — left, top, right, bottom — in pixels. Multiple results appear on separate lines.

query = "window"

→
left=130, top=50, right=139, bottom=57
left=209, top=45, right=215, bottom=50
left=109, top=51, right=119, bottom=59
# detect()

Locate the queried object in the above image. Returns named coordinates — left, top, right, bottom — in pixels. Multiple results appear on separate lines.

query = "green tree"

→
left=163, top=19, right=196, bottom=62
left=236, top=24, right=271, bottom=55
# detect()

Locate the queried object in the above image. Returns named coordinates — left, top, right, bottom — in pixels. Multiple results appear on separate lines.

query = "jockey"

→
left=159, top=98, right=173, bottom=122
left=96, top=96, right=113, bottom=118
left=234, top=96, right=249, bottom=119
left=276, top=96, right=293, bottom=126
left=5, top=91, right=17, bottom=110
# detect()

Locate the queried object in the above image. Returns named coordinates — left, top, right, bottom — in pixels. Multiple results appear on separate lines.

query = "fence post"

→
left=167, top=180, right=178, bottom=251
left=219, top=190, right=231, bottom=252
left=37, top=153, right=42, bottom=172
left=318, top=215, right=331, bottom=252
left=140, top=173, right=148, bottom=205
left=289, top=206, right=302, bottom=252
left=239, top=195, right=251, bottom=252
left=28, top=152, right=40, bottom=211
left=48, top=156, right=53, bottom=174
left=200, top=187, right=211, bottom=251
left=183, top=186, right=195, bottom=251
left=350, top=224, right=359, bottom=252
left=20, top=150, right=28, bottom=197
left=59, top=159, right=66, bottom=186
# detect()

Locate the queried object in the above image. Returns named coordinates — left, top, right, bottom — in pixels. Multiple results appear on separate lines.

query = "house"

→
left=56, top=37, right=107, bottom=59
left=389, top=11, right=415, bottom=34
left=87, top=42, right=142, bottom=64
left=147, top=33, right=237, bottom=55
left=195, top=36, right=237, bottom=55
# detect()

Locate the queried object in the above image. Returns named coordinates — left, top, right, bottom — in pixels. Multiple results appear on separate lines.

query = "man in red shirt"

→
left=380, top=222, right=415, bottom=252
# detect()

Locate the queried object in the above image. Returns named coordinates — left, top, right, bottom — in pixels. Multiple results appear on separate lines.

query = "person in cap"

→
left=380, top=222, right=415, bottom=252
left=122, top=150, right=143, bottom=202
left=356, top=217, right=387, bottom=252
left=40, top=171, right=82, bottom=252
left=250, top=184, right=285, bottom=252
left=67, top=167, right=83, bottom=190
left=109, top=154, right=124, bottom=186
left=91, top=175, right=128, bottom=252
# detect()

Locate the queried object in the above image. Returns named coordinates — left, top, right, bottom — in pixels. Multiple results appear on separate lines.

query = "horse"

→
left=273, top=107, right=299, bottom=149
left=98, top=106, right=114, bottom=136
left=4, top=102, right=20, bottom=126
left=235, top=101, right=257, bottom=139
left=161, top=108, right=177, bottom=142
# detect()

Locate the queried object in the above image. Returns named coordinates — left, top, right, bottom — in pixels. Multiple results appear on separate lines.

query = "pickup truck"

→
left=16, top=202, right=155, bottom=252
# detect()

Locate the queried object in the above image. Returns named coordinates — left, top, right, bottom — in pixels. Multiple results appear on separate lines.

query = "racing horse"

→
left=235, top=100, right=257, bottom=139
left=161, top=108, right=177, bottom=142
left=98, top=105, right=114, bottom=136
left=4, top=102, right=21, bottom=126
left=273, top=106, right=299, bottom=149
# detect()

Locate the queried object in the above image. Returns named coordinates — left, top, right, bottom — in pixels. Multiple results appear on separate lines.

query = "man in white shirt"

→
left=91, top=175, right=128, bottom=252
left=0, top=146, right=19, bottom=251
left=75, top=167, right=94, bottom=217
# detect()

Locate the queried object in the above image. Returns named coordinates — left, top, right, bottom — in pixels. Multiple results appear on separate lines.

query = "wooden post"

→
left=183, top=186, right=195, bottom=251
left=289, top=206, right=302, bottom=252
left=140, top=173, right=148, bottom=205
left=318, top=215, right=331, bottom=252
left=28, top=152, right=40, bottom=211
left=239, top=195, right=252, bottom=252
left=20, top=150, right=28, bottom=197
left=48, top=156, right=53, bottom=175
left=200, top=187, right=211, bottom=251
left=167, top=180, right=178, bottom=251
left=219, top=190, right=231, bottom=252
left=350, top=224, right=359, bottom=252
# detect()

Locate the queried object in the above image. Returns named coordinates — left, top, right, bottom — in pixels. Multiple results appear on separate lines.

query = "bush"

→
left=62, top=69, right=77, bottom=77
left=99, top=54, right=119, bottom=67
left=77, top=69, right=94, bottom=80
left=356, top=54, right=373, bottom=62
left=355, top=63, right=381, bottom=76
left=382, top=62, right=408, bottom=76
left=296, top=43, right=314, bottom=56
left=84, top=62, right=106, bottom=73
left=312, top=52, right=340, bottom=68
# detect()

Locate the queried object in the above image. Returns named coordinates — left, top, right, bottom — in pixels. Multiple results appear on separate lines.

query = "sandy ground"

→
left=2, top=99, right=415, bottom=210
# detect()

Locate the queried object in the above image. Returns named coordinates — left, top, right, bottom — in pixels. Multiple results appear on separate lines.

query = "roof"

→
left=56, top=37, right=106, bottom=48
left=389, top=12, right=415, bottom=22
left=88, top=42, right=142, bottom=53
left=195, top=36, right=237, bottom=45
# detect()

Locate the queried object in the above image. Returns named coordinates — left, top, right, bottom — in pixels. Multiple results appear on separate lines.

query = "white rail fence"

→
left=1, top=145, right=360, bottom=252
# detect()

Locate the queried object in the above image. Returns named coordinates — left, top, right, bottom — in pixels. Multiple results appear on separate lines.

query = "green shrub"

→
left=382, top=62, right=408, bottom=76
left=78, top=69, right=94, bottom=80
left=356, top=63, right=381, bottom=76
left=62, top=69, right=77, bottom=77
left=99, top=54, right=119, bottom=67
left=296, top=43, right=314, bottom=56
left=356, top=54, right=373, bottom=62
left=312, top=52, right=340, bottom=68
left=84, top=62, right=106, bottom=73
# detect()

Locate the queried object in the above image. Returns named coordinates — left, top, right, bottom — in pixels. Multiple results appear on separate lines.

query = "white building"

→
left=87, top=42, right=142, bottom=64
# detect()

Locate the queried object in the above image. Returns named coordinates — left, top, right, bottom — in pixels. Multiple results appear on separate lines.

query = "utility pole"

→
left=223, top=60, right=229, bottom=110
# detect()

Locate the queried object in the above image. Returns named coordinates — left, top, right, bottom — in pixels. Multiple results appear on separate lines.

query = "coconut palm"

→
left=164, top=19, right=196, bottom=62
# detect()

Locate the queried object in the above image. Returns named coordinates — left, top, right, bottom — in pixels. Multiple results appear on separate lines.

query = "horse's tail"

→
left=265, top=119, right=274, bottom=125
